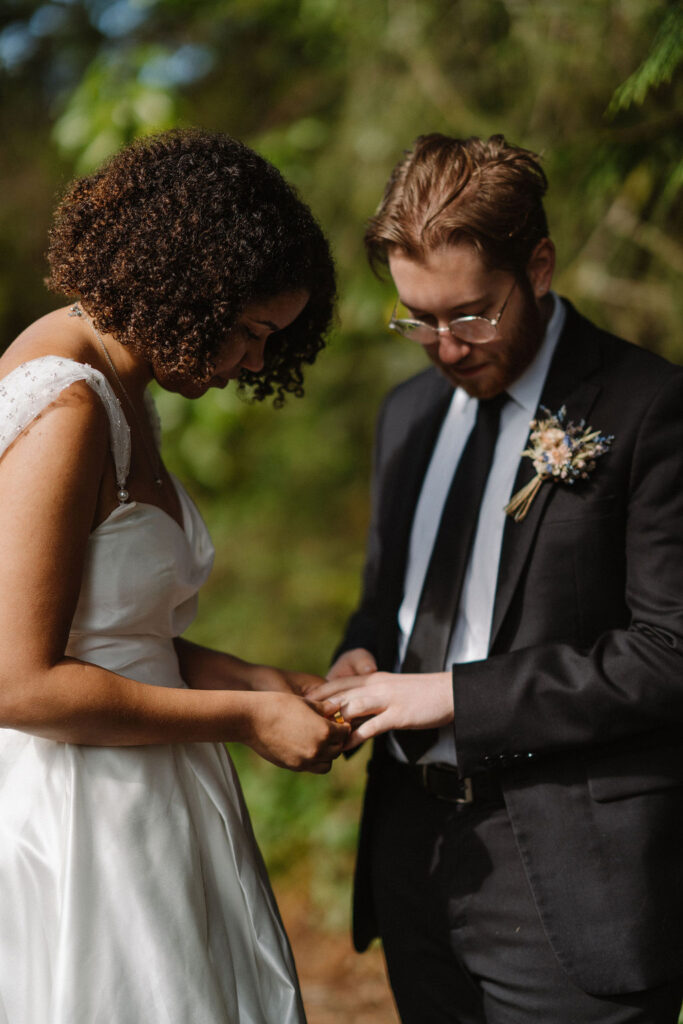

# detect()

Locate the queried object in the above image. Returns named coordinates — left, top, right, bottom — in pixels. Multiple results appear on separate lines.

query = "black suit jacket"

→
left=337, top=300, right=683, bottom=995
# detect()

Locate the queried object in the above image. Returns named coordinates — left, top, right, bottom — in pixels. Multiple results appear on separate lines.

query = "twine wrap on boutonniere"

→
left=505, top=405, right=614, bottom=522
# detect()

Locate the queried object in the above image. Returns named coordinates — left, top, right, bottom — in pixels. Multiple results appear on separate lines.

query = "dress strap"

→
left=0, top=355, right=131, bottom=496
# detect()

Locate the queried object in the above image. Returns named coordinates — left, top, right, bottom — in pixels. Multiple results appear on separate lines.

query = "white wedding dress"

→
left=0, top=356, right=307, bottom=1024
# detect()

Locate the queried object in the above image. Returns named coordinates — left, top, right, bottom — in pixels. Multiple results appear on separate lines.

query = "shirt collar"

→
left=506, top=291, right=565, bottom=415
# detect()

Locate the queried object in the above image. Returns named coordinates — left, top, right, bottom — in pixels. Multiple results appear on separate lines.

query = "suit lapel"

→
left=489, top=303, right=604, bottom=650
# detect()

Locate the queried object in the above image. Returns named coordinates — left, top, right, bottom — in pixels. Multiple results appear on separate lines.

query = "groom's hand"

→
left=309, top=671, right=454, bottom=751
left=327, top=647, right=377, bottom=681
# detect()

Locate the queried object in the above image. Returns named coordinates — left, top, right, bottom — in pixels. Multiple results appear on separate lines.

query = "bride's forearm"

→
left=173, top=637, right=295, bottom=693
left=175, top=637, right=257, bottom=690
left=0, top=656, right=276, bottom=746
left=0, top=655, right=350, bottom=772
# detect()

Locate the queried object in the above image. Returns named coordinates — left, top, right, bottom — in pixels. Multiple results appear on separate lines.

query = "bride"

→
left=0, top=129, right=347, bottom=1023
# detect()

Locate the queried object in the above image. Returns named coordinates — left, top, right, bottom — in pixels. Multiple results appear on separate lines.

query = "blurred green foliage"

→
left=1, top=0, right=681, bottom=919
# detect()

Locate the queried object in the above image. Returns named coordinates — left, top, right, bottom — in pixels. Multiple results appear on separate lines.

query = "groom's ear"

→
left=526, top=238, right=555, bottom=300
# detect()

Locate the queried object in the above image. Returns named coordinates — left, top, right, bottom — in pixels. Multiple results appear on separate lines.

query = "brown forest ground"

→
left=277, top=889, right=400, bottom=1024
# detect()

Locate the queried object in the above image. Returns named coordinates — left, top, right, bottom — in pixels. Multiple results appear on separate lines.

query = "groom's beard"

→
left=428, top=287, right=546, bottom=400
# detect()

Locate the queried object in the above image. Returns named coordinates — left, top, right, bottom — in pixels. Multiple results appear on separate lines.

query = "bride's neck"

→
left=74, top=306, right=153, bottom=401
left=97, top=332, right=153, bottom=401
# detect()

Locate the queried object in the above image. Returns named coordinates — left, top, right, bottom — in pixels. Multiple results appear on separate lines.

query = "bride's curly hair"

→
left=47, top=129, right=336, bottom=404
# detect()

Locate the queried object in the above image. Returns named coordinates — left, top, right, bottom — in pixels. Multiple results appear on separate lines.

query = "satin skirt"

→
left=0, top=732, right=306, bottom=1024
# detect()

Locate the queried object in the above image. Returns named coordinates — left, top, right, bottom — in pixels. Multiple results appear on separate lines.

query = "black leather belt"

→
left=371, top=758, right=505, bottom=806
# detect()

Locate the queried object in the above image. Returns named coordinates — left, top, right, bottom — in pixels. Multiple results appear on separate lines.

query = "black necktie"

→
left=396, top=392, right=507, bottom=762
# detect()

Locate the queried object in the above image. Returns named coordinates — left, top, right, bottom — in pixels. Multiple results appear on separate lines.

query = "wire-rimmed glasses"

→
left=389, top=281, right=516, bottom=345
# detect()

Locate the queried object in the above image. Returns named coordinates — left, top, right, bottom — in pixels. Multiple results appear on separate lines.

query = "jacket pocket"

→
left=587, top=743, right=683, bottom=802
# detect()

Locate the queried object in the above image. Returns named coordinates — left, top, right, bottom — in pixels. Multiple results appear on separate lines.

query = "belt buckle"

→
left=420, top=765, right=474, bottom=804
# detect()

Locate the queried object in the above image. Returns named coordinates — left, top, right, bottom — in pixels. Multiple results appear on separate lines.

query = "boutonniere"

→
left=505, top=405, right=614, bottom=522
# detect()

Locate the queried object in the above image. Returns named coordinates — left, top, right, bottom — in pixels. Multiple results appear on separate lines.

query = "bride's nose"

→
left=240, top=336, right=267, bottom=373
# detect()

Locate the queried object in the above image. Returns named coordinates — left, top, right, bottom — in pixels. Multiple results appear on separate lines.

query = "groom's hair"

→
left=364, top=133, right=549, bottom=278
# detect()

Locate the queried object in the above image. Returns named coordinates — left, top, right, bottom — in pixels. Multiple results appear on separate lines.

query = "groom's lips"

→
left=448, top=362, right=487, bottom=380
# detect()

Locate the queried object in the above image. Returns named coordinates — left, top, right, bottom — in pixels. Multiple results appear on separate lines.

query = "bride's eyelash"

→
left=242, top=325, right=260, bottom=341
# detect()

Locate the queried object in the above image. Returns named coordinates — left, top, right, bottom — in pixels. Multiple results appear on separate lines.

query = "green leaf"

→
left=607, top=6, right=683, bottom=115
left=52, top=47, right=179, bottom=171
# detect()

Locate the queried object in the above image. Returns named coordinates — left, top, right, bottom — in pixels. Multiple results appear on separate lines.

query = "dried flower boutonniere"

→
left=505, top=405, right=614, bottom=522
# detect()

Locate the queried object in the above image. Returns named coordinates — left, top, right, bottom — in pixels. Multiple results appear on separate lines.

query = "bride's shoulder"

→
left=0, top=306, right=94, bottom=380
left=0, top=306, right=112, bottom=413
left=0, top=310, right=113, bottom=459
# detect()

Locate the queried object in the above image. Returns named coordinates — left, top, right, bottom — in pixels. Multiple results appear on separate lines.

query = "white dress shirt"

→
left=389, top=293, right=566, bottom=765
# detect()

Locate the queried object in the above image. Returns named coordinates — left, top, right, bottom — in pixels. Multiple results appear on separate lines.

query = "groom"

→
left=314, top=134, right=683, bottom=1022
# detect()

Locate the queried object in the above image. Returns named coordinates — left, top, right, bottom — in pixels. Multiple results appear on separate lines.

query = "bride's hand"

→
left=280, top=669, right=328, bottom=697
left=243, top=692, right=350, bottom=773
left=307, top=671, right=454, bottom=751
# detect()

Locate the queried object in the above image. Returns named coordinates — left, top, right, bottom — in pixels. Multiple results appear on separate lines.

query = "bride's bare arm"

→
left=0, top=385, right=347, bottom=770
left=174, top=638, right=325, bottom=696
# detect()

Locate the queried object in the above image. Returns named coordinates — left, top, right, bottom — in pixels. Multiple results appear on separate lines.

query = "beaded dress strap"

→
left=0, top=355, right=131, bottom=498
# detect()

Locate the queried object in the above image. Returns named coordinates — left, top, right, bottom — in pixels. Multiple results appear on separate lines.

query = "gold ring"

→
left=333, top=709, right=346, bottom=725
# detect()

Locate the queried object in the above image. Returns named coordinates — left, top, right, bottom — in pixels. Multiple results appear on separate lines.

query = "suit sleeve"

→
left=453, top=372, right=683, bottom=773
